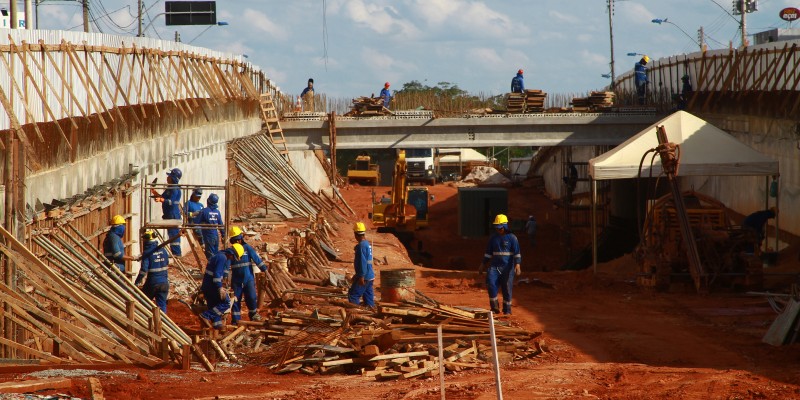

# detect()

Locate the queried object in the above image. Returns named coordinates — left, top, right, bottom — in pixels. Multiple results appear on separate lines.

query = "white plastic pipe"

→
left=438, top=324, right=446, bottom=400
left=488, top=311, right=503, bottom=399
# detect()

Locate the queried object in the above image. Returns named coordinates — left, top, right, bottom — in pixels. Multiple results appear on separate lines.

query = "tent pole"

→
left=775, top=177, right=780, bottom=258
left=592, top=179, right=598, bottom=274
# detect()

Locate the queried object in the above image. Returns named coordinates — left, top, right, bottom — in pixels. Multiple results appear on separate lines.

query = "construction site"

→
left=2, top=3, right=800, bottom=398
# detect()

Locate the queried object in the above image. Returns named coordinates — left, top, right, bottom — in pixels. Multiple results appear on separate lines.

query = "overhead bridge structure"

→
left=280, top=112, right=661, bottom=150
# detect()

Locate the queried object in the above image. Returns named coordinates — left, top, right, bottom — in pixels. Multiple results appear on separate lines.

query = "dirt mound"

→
left=463, top=166, right=511, bottom=185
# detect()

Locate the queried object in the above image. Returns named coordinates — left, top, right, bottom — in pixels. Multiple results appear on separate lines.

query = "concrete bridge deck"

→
left=280, top=112, right=662, bottom=150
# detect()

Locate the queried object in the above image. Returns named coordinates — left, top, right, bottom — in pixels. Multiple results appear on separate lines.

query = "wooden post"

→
left=181, top=344, right=191, bottom=370
left=126, top=300, right=136, bottom=336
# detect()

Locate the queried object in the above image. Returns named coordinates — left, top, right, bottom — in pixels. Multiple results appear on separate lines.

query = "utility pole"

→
left=607, top=0, right=616, bottom=89
left=82, top=0, right=90, bottom=32
left=740, top=0, right=747, bottom=47
left=698, top=26, right=706, bottom=51
left=24, top=0, right=32, bottom=29
left=174, top=31, right=181, bottom=42
left=9, top=0, right=17, bottom=29
left=137, top=0, right=143, bottom=37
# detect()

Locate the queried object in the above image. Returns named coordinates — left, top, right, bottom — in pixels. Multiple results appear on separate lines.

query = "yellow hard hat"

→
left=642, top=55, right=650, bottom=63
left=111, top=215, right=126, bottom=225
left=493, top=214, right=509, bottom=225
left=141, top=230, right=157, bottom=241
left=231, top=243, right=245, bottom=260
left=353, top=222, right=366, bottom=233
left=229, top=226, right=243, bottom=239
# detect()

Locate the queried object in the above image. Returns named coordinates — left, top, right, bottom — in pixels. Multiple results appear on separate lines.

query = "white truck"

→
left=403, top=148, right=437, bottom=185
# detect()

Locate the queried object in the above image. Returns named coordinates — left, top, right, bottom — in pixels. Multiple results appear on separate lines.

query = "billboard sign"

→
left=165, top=1, right=216, bottom=26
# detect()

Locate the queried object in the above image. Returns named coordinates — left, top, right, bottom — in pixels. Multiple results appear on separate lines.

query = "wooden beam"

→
left=0, top=378, right=72, bottom=393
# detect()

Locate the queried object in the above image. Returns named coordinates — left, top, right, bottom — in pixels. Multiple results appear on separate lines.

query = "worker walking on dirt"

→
left=525, top=215, right=537, bottom=249
left=511, top=69, right=525, bottom=93
left=479, top=214, right=521, bottom=315
left=199, top=244, right=244, bottom=330
left=198, top=193, right=224, bottom=259
left=151, top=168, right=183, bottom=256
left=742, top=207, right=776, bottom=254
left=228, top=226, right=268, bottom=324
left=185, top=188, right=204, bottom=240
left=348, top=222, right=375, bottom=308
left=380, top=82, right=393, bottom=109
left=103, top=215, right=136, bottom=275
left=300, top=78, right=315, bottom=112
left=135, top=230, right=171, bottom=314
left=635, top=55, right=650, bottom=105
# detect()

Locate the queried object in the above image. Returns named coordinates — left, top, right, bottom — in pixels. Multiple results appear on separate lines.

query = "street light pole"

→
left=137, top=0, right=143, bottom=37
left=652, top=18, right=702, bottom=49
left=607, top=0, right=616, bottom=89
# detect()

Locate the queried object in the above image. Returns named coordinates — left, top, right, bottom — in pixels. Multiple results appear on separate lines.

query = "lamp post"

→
left=652, top=18, right=702, bottom=49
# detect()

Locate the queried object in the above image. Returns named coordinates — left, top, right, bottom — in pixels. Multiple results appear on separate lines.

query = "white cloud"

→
left=411, top=0, right=524, bottom=39
left=618, top=3, right=656, bottom=26
left=242, top=9, right=287, bottom=40
left=576, top=34, right=593, bottom=43
left=580, top=49, right=608, bottom=67
left=342, top=0, right=420, bottom=38
left=549, top=10, right=580, bottom=24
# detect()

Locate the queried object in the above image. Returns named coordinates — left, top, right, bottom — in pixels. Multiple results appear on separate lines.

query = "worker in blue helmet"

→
left=199, top=244, right=243, bottom=330
left=185, top=188, right=204, bottom=240
left=152, top=168, right=183, bottom=256
left=135, top=230, right=171, bottom=314
left=479, top=214, right=521, bottom=315
left=197, top=193, right=224, bottom=259
left=227, top=226, right=268, bottom=324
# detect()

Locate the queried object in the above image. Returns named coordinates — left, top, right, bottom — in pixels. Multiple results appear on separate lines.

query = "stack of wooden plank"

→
left=506, top=93, right=526, bottom=113
left=524, top=89, right=547, bottom=113
left=346, top=97, right=391, bottom=116
left=571, top=91, right=615, bottom=112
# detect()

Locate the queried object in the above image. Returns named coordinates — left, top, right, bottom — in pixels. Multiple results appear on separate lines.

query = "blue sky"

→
left=29, top=0, right=800, bottom=97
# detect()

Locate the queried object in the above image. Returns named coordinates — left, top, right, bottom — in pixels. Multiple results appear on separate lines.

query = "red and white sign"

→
left=780, top=7, right=800, bottom=21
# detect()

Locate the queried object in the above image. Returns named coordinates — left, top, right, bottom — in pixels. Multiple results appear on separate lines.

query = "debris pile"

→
left=345, top=97, right=392, bottom=116
left=463, top=166, right=511, bottom=185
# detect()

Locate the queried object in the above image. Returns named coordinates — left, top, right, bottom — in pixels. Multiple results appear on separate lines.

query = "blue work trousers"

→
left=203, top=236, right=219, bottom=260
left=200, top=286, right=230, bottom=329
left=167, top=227, right=182, bottom=256
left=231, top=279, right=258, bottom=323
left=486, top=266, right=516, bottom=314
left=348, top=279, right=375, bottom=307
left=143, top=282, right=169, bottom=314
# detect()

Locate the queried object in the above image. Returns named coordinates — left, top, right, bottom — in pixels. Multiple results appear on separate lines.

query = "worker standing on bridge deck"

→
left=511, top=69, right=525, bottom=93
left=228, top=226, right=268, bottom=324
left=635, top=55, right=650, bottom=105
left=300, top=78, right=315, bottom=112
left=198, top=193, right=224, bottom=259
left=348, top=222, right=375, bottom=308
left=103, top=215, right=136, bottom=275
left=479, top=214, right=521, bottom=315
left=199, top=244, right=243, bottom=330
left=152, top=168, right=183, bottom=256
left=380, top=82, right=393, bottom=110
left=135, top=230, right=170, bottom=314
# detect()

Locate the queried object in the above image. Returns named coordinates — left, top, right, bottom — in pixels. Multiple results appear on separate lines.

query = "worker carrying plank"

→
left=227, top=226, right=268, bottom=324
left=300, top=78, right=315, bottom=112
left=479, top=214, right=521, bottom=315
left=199, top=244, right=244, bottom=330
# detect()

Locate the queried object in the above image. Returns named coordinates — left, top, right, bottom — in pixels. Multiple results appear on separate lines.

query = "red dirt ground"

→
left=2, top=181, right=800, bottom=399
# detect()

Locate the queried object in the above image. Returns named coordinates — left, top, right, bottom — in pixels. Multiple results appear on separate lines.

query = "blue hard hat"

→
left=191, top=188, right=203, bottom=198
left=207, top=193, right=219, bottom=205
left=168, top=168, right=182, bottom=182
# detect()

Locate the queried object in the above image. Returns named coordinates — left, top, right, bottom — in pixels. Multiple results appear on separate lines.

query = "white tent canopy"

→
left=588, top=111, right=779, bottom=180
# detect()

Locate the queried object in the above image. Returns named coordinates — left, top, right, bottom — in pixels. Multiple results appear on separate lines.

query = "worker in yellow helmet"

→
left=635, top=55, right=650, bottom=105
left=479, top=214, right=521, bottom=315
left=348, top=222, right=375, bottom=308
left=228, top=226, right=268, bottom=323
left=199, top=243, right=244, bottom=330
left=103, top=215, right=137, bottom=275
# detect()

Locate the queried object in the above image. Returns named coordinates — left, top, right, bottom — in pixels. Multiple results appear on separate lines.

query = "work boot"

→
left=251, top=313, right=263, bottom=322
left=489, top=298, right=500, bottom=314
left=503, top=301, right=512, bottom=315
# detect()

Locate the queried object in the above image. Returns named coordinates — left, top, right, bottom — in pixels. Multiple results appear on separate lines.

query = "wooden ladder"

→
left=259, top=92, right=290, bottom=162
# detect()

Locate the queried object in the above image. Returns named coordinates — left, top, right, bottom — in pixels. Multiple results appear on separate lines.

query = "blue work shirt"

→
left=161, top=186, right=181, bottom=219
left=379, top=88, right=392, bottom=108
left=353, top=239, right=375, bottom=281
left=483, top=232, right=522, bottom=271
left=201, top=250, right=232, bottom=291
left=511, top=73, right=525, bottom=93
left=301, top=87, right=314, bottom=97
left=103, top=225, right=126, bottom=271
left=135, top=241, right=170, bottom=286
left=198, top=205, right=223, bottom=242
left=634, top=62, right=649, bottom=87
left=229, top=243, right=267, bottom=284
left=185, top=200, right=203, bottom=223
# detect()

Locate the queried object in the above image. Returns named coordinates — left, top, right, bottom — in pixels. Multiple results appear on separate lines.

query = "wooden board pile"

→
left=571, top=91, right=615, bottom=112
left=524, top=89, right=547, bottom=113
left=345, top=97, right=391, bottom=116
left=506, top=93, right=526, bottom=113
left=204, top=289, right=543, bottom=380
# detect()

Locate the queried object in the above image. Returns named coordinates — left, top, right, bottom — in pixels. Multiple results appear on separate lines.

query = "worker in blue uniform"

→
left=103, top=214, right=136, bottom=275
left=184, top=188, right=204, bottom=240
left=742, top=207, right=776, bottom=254
left=198, top=193, right=224, bottom=259
left=479, top=214, right=521, bottom=315
left=152, top=168, right=183, bottom=256
left=228, top=226, right=268, bottom=324
left=135, top=230, right=171, bottom=314
left=379, top=82, right=393, bottom=109
left=199, top=244, right=243, bottom=330
left=634, top=55, right=650, bottom=105
left=348, top=222, right=375, bottom=308
left=510, top=69, right=525, bottom=93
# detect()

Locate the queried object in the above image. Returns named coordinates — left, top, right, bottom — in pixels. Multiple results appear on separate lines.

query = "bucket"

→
left=380, top=268, right=416, bottom=303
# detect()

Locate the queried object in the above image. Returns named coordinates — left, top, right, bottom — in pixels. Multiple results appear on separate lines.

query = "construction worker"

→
left=135, top=230, right=170, bottom=314
left=228, top=226, right=268, bottom=323
left=742, top=207, right=776, bottom=254
left=525, top=215, right=537, bottom=249
left=152, top=168, right=183, bottom=256
left=184, top=188, right=204, bottom=240
left=635, top=55, right=650, bottom=105
left=511, top=69, right=525, bottom=93
left=103, top=215, right=136, bottom=274
left=198, top=193, right=224, bottom=259
left=199, top=244, right=243, bottom=330
left=300, top=78, right=315, bottom=112
left=348, top=222, right=375, bottom=308
left=479, top=214, right=521, bottom=315
left=379, top=82, right=393, bottom=109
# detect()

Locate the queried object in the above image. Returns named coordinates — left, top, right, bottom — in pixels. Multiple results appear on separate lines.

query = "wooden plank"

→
left=88, top=377, right=105, bottom=400
left=763, top=299, right=800, bottom=346
left=0, top=337, right=64, bottom=363
left=368, top=351, right=429, bottom=361
left=0, top=378, right=72, bottom=393
left=63, top=40, right=113, bottom=124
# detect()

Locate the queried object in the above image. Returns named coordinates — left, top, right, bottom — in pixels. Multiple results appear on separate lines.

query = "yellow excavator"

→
left=346, top=151, right=381, bottom=186
left=371, top=150, right=429, bottom=232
